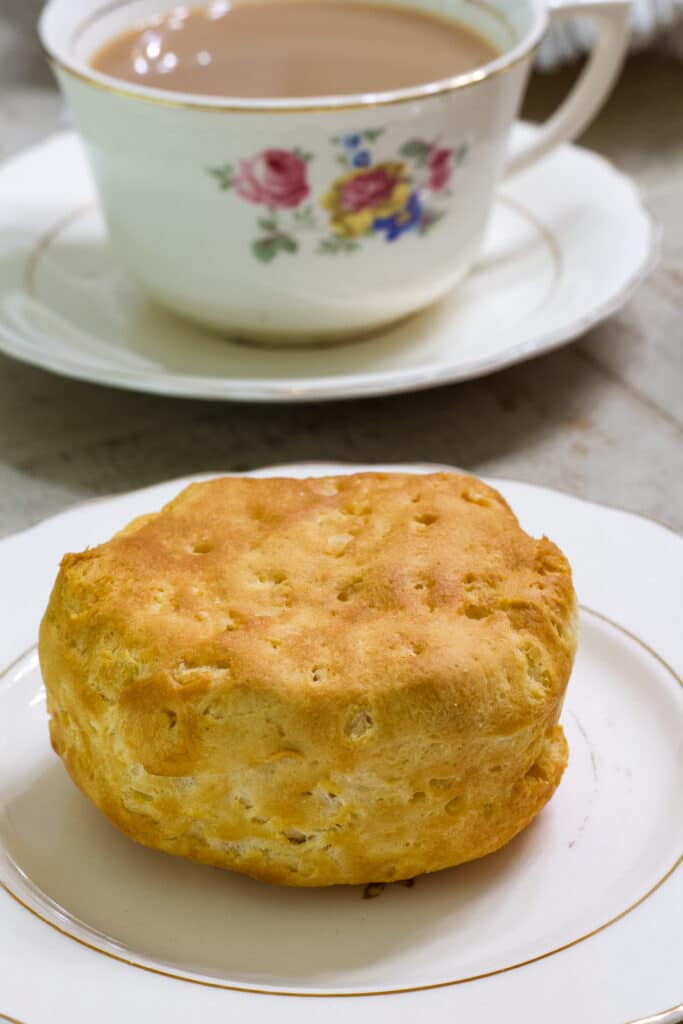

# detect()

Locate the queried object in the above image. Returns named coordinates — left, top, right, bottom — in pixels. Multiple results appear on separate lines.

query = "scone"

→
left=39, top=471, right=577, bottom=886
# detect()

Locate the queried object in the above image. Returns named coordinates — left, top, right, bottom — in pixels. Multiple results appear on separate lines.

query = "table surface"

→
left=1, top=8, right=682, bottom=539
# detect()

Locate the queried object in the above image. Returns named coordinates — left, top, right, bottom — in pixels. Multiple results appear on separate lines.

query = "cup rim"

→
left=39, top=0, right=547, bottom=113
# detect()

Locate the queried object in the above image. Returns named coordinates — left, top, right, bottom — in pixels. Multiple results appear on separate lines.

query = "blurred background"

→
left=0, top=0, right=681, bottom=535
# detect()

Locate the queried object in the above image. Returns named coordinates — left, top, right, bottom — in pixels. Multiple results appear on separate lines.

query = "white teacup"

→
left=40, top=0, right=631, bottom=344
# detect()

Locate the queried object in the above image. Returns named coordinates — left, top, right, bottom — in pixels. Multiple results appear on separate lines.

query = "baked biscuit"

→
left=39, top=472, right=577, bottom=886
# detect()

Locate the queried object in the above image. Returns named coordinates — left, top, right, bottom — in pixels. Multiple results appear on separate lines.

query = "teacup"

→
left=39, top=0, right=631, bottom=344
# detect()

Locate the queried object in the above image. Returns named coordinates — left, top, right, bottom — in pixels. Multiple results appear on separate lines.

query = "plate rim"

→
left=1, top=604, right=681, bottom=1000
left=1, top=464, right=681, bottom=1024
left=0, top=130, right=660, bottom=403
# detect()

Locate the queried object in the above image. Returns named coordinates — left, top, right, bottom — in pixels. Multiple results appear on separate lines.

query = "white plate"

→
left=0, top=127, right=657, bottom=402
left=0, top=462, right=681, bottom=1024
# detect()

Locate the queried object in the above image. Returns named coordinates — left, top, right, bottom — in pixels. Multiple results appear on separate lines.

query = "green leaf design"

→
left=293, top=146, right=314, bottom=163
left=399, top=139, right=431, bottom=161
left=319, top=236, right=360, bottom=255
left=292, top=204, right=317, bottom=229
left=418, top=208, right=445, bottom=235
left=363, top=128, right=385, bottom=142
left=455, top=142, right=469, bottom=165
left=252, top=237, right=280, bottom=263
left=208, top=164, right=234, bottom=190
left=336, top=154, right=349, bottom=166
left=258, top=217, right=277, bottom=231
left=252, top=234, right=298, bottom=262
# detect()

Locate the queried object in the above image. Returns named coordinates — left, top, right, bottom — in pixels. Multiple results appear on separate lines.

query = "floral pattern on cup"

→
left=208, top=130, right=468, bottom=262
left=321, top=161, right=412, bottom=238
left=233, top=149, right=310, bottom=208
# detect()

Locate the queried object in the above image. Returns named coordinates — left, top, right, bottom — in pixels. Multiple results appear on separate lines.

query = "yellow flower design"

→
left=321, top=162, right=412, bottom=238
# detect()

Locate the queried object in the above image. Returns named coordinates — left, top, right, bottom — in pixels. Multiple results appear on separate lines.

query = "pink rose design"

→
left=339, top=166, right=403, bottom=212
left=233, top=149, right=310, bottom=209
left=428, top=147, right=452, bottom=191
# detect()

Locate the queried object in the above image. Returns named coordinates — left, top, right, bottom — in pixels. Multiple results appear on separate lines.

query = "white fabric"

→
left=537, top=0, right=683, bottom=67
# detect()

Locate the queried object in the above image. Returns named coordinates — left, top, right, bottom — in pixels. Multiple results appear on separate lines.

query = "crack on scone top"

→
left=172, top=660, right=232, bottom=686
left=337, top=577, right=363, bottom=603
left=412, top=577, right=438, bottom=612
left=414, top=512, right=439, bottom=527
left=345, top=709, right=374, bottom=740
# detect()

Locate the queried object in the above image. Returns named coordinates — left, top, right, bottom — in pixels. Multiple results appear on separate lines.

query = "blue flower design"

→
left=352, top=149, right=371, bottom=168
left=373, top=192, right=422, bottom=241
left=343, top=134, right=362, bottom=149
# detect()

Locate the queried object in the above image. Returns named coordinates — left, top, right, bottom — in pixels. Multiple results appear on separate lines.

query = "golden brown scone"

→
left=39, top=472, right=577, bottom=886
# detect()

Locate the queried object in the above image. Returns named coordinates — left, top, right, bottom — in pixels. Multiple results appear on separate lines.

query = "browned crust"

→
left=40, top=472, right=577, bottom=885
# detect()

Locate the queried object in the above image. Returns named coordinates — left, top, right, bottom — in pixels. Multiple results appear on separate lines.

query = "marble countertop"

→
left=1, top=5, right=682, bottom=537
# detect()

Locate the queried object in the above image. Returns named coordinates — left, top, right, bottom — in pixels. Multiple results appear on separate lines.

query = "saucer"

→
left=0, top=125, right=656, bottom=402
left=0, top=463, right=681, bottom=1024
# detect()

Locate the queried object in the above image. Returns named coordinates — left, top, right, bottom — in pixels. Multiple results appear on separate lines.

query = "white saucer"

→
left=0, top=126, right=657, bottom=403
left=0, top=463, right=681, bottom=1024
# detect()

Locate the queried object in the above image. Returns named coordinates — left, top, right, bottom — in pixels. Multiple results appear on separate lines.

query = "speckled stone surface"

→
left=1, top=3, right=681, bottom=537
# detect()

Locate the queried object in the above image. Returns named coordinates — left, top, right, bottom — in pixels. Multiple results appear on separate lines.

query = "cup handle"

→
left=505, top=0, right=631, bottom=177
